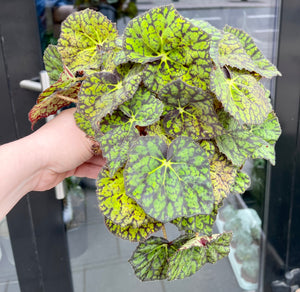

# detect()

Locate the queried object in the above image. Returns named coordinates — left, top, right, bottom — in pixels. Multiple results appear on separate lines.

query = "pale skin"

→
left=0, top=108, right=106, bottom=220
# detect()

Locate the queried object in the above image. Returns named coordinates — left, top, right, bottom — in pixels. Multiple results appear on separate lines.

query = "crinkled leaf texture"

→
left=216, top=110, right=281, bottom=166
left=171, top=203, right=220, bottom=235
left=27, top=4, right=282, bottom=283
left=159, top=79, right=225, bottom=140
left=97, top=167, right=155, bottom=228
left=167, top=232, right=232, bottom=280
left=230, top=171, right=251, bottom=195
left=251, top=112, right=282, bottom=165
left=43, top=45, right=63, bottom=84
left=210, top=67, right=272, bottom=125
left=105, top=217, right=162, bottom=242
left=29, top=66, right=80, bottom=128
left=129, top=235, right=191, bottom=281
left=124, top=136, right=215, bottom=222
left=129, top=232, right=232, bottom=281
left=58, top=8, right=118, bottom=73
left=97, top=87, right=164, bottom=176
left=210, top=153, right=237, bottom=204
left=223, top=25, right=281, bottom=78
left=76, top=64, right=143, bottom=133
left=123, top=5, right=211, bottom=92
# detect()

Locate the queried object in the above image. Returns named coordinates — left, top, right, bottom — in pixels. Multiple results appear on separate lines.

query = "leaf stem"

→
left=56, top=94, right=78, bottom=104
left=162, top=224, right=168, bottom=240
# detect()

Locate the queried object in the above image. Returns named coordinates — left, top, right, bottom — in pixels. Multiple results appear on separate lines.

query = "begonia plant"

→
left=29, top=5, right=281, bottom=281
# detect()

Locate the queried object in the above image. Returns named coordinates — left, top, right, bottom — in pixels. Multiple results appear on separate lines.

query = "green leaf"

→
left=230, top=171, right=251, bottom=195
left=58, top=9, right=118, bottom=73
left=129, top=237, right=170, bottom=281
left=123, top=5, right=210, bottom=92
left=186, top=19, right=221, bottom=67
left=97, top=111, right=139, bottom=176
left=123, top=5, right=188, bottom=64
left=189, top=19, right=220, bottom=35
left=251, top=112, right=282, bottom=165
left=199, top=140, right=216, bottom=160
left=216, top=111, right=266, bottom=166
left=124, top=136, right=214, bottom=222
left=100, top=38, right=128, bottom=71
left=210, top=152, right=237, bottom=203
left=43, top=45, right=63, bottom=84
left=119, top=87, right=164, bottom=126
left=97, top=168, right=154, bottom=228
left=77, top=65, right=143, bottom=131
left=129, top=235, right=190, bottom=281
left=210, top=67, right=272, bottom=125
left=167, top=232, right=232, bottom=280
left=29, top=66, right=80, bottom=128
left=159, top=79, right=225, bottom=140
left=171, top=203, right=220, bottom=235
left=97, top=87, right=164, bottom=175
left=74, top=110, right=95, bottom=137
left=146, top=121, right=172, bottom=145
left=105, top=217, right=162, bottom=242
left=224, top=25, right=281, bottom=78
left=217, top=32, right=260, bottom=72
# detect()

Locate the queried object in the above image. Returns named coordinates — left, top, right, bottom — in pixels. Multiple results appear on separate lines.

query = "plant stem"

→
left=56, top=94, right=78, bottom=104
left=162, top=224, right=168, bottom=240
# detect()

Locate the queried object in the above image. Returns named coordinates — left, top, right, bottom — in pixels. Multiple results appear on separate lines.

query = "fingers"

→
left=73, top=156, right=107, bottom=179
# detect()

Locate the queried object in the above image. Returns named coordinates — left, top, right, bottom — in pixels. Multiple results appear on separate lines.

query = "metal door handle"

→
left=19, top=71, right=66, bottom=200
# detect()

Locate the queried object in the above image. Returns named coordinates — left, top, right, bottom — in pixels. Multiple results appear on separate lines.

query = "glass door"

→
left=5, top=1, right=300, bottom=292
left=60, top=1, right=283, bottom=292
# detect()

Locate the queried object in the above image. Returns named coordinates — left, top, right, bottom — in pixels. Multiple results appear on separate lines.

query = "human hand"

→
left=30, top=108, right=106, bottom=192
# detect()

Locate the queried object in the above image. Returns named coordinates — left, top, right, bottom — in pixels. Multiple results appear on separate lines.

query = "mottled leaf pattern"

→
left=73, top=110, right=95, bottom=137
left=76, top=65, right=143, bottom=131
left=43, top=45, right=63, bottom=84
left=251, top=112, right=281, bottom=164
left=224, top=25, right=281, bottom=78
left=129, top=235, right=191, bottom=281
left=105, top=217, right=162, bottom=242
left=167, top=232, right=232, bottom=280
left=97, top=111, right=139, bottom=176
left=123, top=5, right=210, bottom=92
left=28, top=5, right=282, bottom=282
left=211, top=67, right=272, bottom=125
left=216, top=111, right=265, bottom=166
left=29, top=66, right=80, bottom=128
left=199, top=140, right=216, bottom=160
left=159, top=80, right=225, bottom=140
left=97, top=168, right=153, bottom=228
left=218, top=32, right=259, bottom=71
left=58, top=9, right=118, bottom=73
left=172, top=203, right=220, bottom=235
left=210, top=153, right=237, bottom=203
left=190, top=19, right=220, bottom=35
left=97, top=87, right=164, bottom=175
left=129, top=237, right=170, bottom=281
left=124, top=136, right=214, bottom=222
left=230, top=171, right=251, bottom=195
